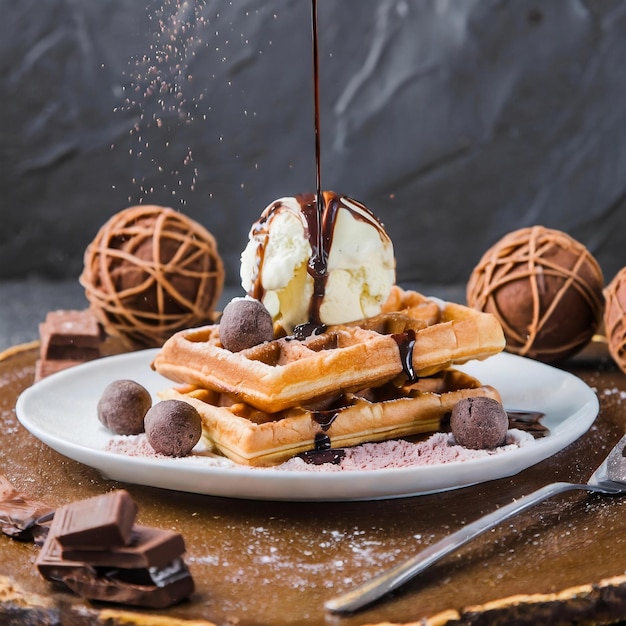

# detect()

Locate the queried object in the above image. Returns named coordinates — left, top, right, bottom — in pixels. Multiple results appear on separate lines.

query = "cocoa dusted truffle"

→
left=98, top=380, right=152, bottom=435
left=80, top=205, right=224, bottom=349
left=450, top=397, right=508, bottom=450
left=604, top=266, right=626, bottom=375
left=219, top=297, right=274, bottom=352
left=144, top=400, right=202, bottom=457
left=467, top=226, right=604, bottom=363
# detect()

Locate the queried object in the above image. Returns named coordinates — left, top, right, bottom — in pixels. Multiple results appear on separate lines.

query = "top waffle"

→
left=151, top=287, right=505, bottom=413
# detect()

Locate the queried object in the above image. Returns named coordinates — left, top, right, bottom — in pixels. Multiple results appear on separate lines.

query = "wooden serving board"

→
left=1, top=343, right=625, bottom=626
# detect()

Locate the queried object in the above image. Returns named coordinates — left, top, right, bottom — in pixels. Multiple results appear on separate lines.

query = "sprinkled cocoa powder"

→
left=105, top=429, right=535, bottom=471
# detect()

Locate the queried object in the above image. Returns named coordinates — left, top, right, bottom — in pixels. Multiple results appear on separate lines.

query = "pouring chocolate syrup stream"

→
left=311, top=0, right=322, bottom=228
left=297, top=2, right=418, bottom=463
left=305, top=0, right=327, bottom=330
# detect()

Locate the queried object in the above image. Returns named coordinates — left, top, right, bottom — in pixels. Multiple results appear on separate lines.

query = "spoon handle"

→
left=325, top=481, right=586, bottom=614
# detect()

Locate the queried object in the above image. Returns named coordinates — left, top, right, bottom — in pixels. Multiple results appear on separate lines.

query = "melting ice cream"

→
left=240, top=191, right=396, bottom=333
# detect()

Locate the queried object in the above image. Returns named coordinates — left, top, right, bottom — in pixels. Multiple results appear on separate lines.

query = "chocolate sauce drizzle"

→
left=311, top=0, right=323, bottom=246
left=247, top=0, right=389, bottom=339
left=267, top=2, right=389, bottom=464
left=392, top=329, right=418, bottom=383
left=248, top=193, right=389, bottom=338
left=311, top=408, right=340, bottom=431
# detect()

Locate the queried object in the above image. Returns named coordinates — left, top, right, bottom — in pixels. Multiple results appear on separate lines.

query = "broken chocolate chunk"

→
left=39, top=310, right=103, bottom=353
left=36, top=489, right=194, bottom=608
left=50, top=490, right=137, bottom=549
left=35, top=309, right=104, bottom=380
left=37, top=533, right=194, bottom=608
left=63, top=558, right=195, bottom=609
left=0, top=474, right=54, bottom=544
left=61, top=525, right=186, bottom=569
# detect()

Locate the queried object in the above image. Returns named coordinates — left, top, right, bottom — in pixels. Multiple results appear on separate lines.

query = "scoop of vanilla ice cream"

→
left=240, top=193, right=395, bottom=333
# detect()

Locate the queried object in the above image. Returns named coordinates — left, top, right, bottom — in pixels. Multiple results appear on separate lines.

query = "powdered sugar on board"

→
left=104, top=429, right=535, bottom=472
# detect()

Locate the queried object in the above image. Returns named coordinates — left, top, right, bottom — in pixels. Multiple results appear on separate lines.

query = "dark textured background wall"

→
left=2, top=0, right=626, bottom=291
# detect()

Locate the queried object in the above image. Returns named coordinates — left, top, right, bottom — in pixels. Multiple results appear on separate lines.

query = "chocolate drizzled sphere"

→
left=604, top=267, right=626, bottom=374
left=467, top=226, right=604, bottom=363
left=80, top=205, right=224, bottom=348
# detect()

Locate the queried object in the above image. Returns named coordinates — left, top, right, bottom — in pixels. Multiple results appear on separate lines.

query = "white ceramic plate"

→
left=16, top=350, right=598, bottom=501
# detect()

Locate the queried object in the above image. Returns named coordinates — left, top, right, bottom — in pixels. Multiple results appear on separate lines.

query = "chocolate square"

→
left=50, top=490, right=137, bottom=549
left=41, top=310, right=103, bottom=349
left=61, top=525, right=186, bottom=569
left=62, top=558, right=195, bottom=609
left=37, top=532, right=194, bottom=608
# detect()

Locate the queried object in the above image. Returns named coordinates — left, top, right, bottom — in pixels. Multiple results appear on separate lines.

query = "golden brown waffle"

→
left=159, top=369, right=501, bottom=466
left=151, top=287, right=505, bottom=413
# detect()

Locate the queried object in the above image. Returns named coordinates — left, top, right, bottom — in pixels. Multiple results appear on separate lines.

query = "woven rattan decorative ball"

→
left=467, top=226, right=604, bottom=363
left=604, top=267, right=626, bottom=374
left=80, top=205, right=224, bottom=348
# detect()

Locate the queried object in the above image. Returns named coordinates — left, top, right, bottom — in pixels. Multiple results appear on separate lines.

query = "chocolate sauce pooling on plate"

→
left=297, top=433, right=346, bottom=466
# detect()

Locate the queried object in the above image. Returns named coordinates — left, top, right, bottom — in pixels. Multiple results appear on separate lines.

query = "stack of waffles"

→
left=151, top=287, right=506, bottom=466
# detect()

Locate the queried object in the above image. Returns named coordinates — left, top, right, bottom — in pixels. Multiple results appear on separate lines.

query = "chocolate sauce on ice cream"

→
left=244, top=192, right=393, bottom=335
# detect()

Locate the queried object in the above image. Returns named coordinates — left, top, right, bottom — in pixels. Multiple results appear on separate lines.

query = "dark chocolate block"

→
left=61, top=525, right=186, bottom=569
left=35, top=358, right=93, bottom=381
left=42, top=343, right=100, bottom=361
left=50, top=490, right=137, bottom=549
left=36, top=310, right=104, bottom=380
left=0, top=474, right=54, bottom=544
left=37, top=534, right=194, bottom=608
left=40, top=310, right=103, bottom=350
left=36, top=533, right=95, bottom=582
left=63, top=558, right=195, bottom=609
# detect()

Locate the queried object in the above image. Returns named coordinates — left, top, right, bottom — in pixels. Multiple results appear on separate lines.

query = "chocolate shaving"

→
left=507, top=410, right=550, bottom=438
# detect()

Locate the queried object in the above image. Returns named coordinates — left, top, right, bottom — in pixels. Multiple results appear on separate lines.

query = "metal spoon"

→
left=325, top=433, right=626, bottom=614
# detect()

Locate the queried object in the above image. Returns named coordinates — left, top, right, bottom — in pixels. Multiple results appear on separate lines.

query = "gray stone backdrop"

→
left=2, top=0, right=626, bottom=291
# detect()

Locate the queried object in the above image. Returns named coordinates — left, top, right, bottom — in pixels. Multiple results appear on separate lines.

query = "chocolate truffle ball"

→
left=467, top=226, right=604, bottom=363
left=145, top=399, right=202, bottom=457
left=80, top=205, right=224, bottom=349
left=219, top=297, right=274, bottom=352
left=450, top=397, right=508, bottom=450
left=604, top=267, right=626, bottom=375
left=97, top=379, right=152, bottom=435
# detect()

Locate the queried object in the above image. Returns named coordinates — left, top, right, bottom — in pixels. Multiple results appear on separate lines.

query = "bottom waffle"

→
left=158, top=369, right=501, bottom=467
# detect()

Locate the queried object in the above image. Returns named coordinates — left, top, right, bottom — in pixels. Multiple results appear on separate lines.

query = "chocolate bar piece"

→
left=41, top=344, right=101, bottom=362
left=51, top=490, right=137, bottom=549
left=0, top=474, right=54, bottom=544
left=37, top=535, right=194, bottom=608
left=36, top=531, right=97, bottom=582
left=63, top=558, right=195, bottom=609
left=61, top=525, right=186, bottom=569
left=35, top=310, right=104, bottom=380
left=37, top=489, right=194, bottom=608
left=35, top=358, right=92, bottom=381
left=40, top=310, right=103, bottom=351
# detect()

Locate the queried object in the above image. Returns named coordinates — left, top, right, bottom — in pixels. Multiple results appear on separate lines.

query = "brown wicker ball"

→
left=80, top=205, right=224, bottom=348
left=604, top=267, right=626, bottom=374
left=467, top=226, right=604, bottom=363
